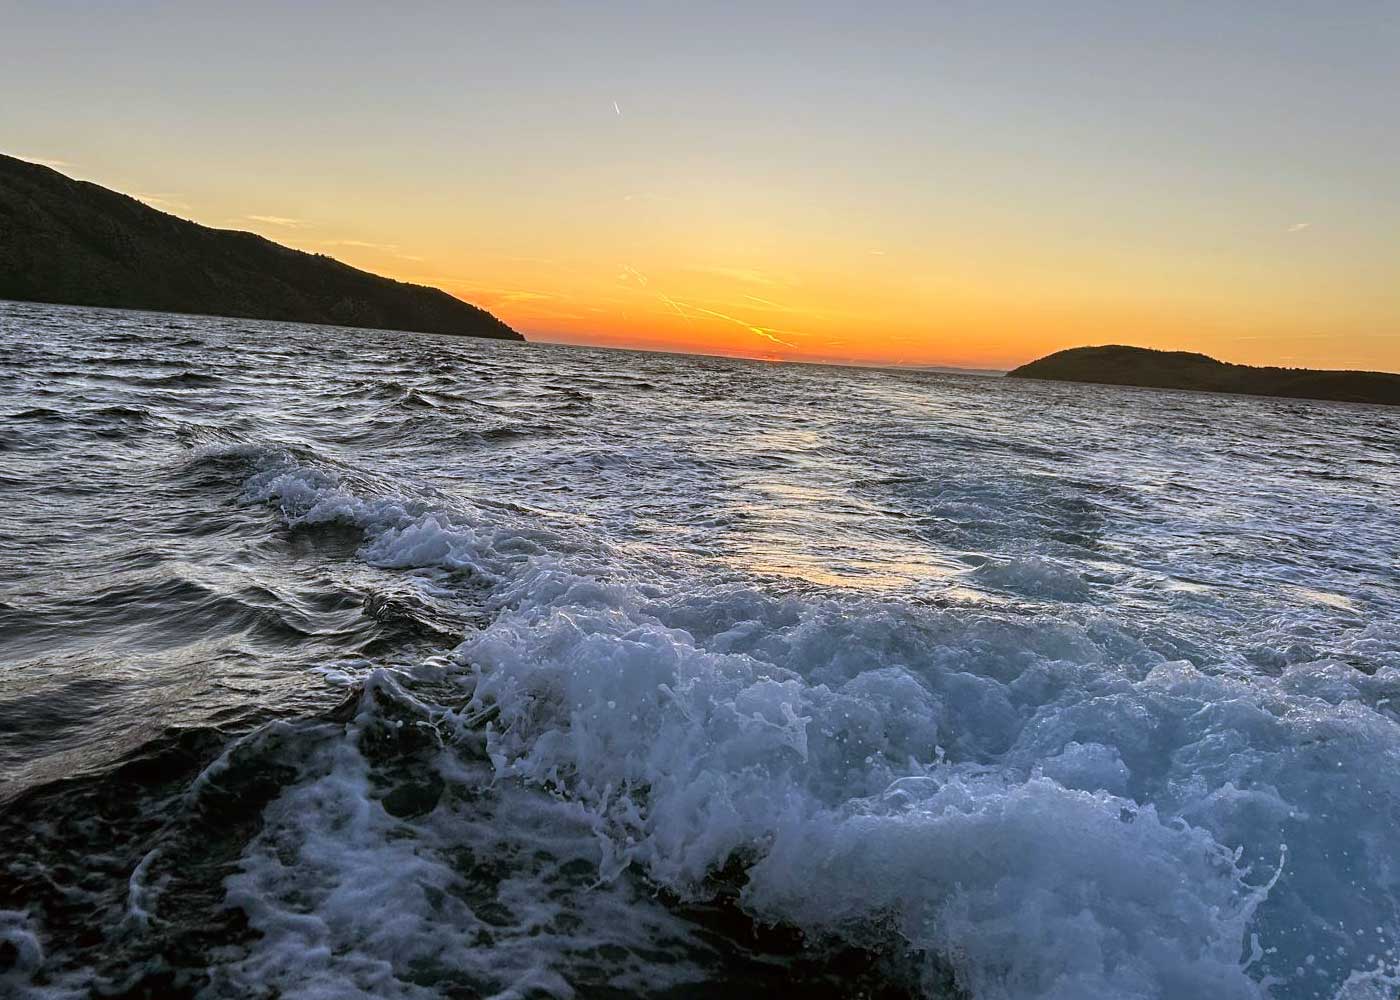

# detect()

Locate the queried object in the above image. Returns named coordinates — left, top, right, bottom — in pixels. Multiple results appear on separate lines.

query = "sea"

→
left=2, top=299, right=1399, bottom=1000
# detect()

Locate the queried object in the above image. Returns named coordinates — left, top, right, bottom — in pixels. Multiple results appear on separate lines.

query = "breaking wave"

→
left=215, top=445, right=1400, bottom=999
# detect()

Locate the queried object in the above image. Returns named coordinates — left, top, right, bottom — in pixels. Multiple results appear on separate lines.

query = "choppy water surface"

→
left=3, top=300, right=1400, bottom=1000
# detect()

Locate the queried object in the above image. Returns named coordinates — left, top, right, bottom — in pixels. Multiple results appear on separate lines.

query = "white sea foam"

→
left=212, top=673, right=711, bottom=1000
left=0, top=911, right=45, bottom=978
left=226, top=448, right=1400, bottom=999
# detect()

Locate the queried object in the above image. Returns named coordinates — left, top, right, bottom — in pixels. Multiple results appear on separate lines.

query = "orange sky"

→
left=290, top=214, right=1398, bottom=370
left=4, top=4, right=1398, bottom=370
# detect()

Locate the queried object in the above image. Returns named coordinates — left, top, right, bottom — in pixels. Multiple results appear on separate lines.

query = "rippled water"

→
left=3, top=300, right=1400, bottom=1000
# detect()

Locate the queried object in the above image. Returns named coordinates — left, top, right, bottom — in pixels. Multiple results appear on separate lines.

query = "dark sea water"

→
left=3, top=300, right=1400, bottom=1000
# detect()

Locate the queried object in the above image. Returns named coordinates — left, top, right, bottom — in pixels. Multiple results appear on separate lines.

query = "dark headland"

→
left=1009, top=345, right=1400, bottom=407
left=0, top=153, right=521, bottom=341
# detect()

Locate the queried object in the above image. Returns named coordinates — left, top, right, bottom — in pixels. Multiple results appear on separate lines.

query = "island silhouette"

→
left=0, top=153, right=521, bottom=341
left=1010, top=345, right=1400, bottom=407
left=8, top=151, right=1395, bottom=401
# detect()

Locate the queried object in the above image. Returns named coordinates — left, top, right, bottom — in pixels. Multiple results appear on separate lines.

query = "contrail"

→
left=620, top=265, right=783, bottom=341
left=682, top=303, right=797, bottom=349
left=742, top=293, right=796, bottom=312
left=613, top=101, right=622, bottom=117
left=657, top=291, right=692, bottom=323
left=620, top=264, right=690, bottom=324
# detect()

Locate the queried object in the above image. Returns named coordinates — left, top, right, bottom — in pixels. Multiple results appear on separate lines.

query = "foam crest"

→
left=215, top=672, right=712, bottom=999
left=237, top=452, right=1400, bottom=999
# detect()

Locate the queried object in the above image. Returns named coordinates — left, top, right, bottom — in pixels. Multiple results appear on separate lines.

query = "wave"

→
left=138, top=371, right=225, bottom=387
left=218, top=445, right=1400, bottom=999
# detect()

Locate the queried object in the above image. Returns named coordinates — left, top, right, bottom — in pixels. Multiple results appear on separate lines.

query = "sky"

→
left=3, top=1, right=1398, bottom=369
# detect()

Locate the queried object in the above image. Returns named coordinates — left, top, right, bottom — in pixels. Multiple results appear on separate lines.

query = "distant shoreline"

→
left=1009, top=345, right=1400, bottom=407
left=0, top=297, right=532, bottom=345
left=0, top=153, right=522, bottom=343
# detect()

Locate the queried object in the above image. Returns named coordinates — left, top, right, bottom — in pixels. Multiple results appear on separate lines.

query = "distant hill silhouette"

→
left=0, top=153, right=521, bottom=341
left=1009, top=345, right=1400, bottom=407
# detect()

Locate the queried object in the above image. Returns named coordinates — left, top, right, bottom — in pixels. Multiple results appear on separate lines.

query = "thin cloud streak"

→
left=18, top=155, right=71, bottom=169
left=614, top=263, right=801, bottom=347
left=618, top=263, right=693, bottom=324
left=322, top=239, right=394, bottom=249
left=134, top=193, right=190, bottom=214
left=656, top=290, right=693, bottom=324
left=246, top=214, right=308, bottom=228
left=317, top=238, right=424, bottom=263
left=679, top=303, right=797, bottom=349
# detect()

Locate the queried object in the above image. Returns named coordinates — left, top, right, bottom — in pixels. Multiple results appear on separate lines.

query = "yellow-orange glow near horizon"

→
left=10, top=4, right=1395, bottom=371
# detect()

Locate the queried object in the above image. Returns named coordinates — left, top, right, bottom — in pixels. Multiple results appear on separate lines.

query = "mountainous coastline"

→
left=1009, top=345, right=1400, bottom=407
left=0, top=154, right=521, bottom=341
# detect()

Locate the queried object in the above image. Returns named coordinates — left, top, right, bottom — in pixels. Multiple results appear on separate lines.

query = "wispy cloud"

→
left=617, top=264, right=691, bottom=324
left=322, top=239, right=394, bottom=250
left=483, top=289, right=555, bottom=304
left=1287, top=222, right=1311, bottom=233
left=18, top=155, right=71, bottom=169
left=613, top=100, right=623, bottom=117
left=737, top=293, right=837, bottom=323
left=741, top=293, right=802, bottom=313
left=656, top=290, right=692, bottom=324
left=246, top=214, right=308, bottom=228
left=441, top=287, right=586, bottom=321
left=411, top=279, right=556, bottom=306
left=616, top=264, right=799, bottom=345
left=678, top=303, right=797, bottom=349
left=134, top=192, right=190, bottom=214
left=318, top=238, right=423, bottom=263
